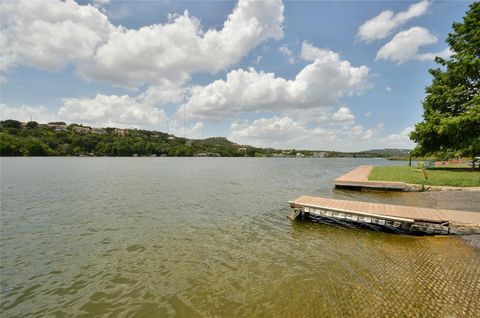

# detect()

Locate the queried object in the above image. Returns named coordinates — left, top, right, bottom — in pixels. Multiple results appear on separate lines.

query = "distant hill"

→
left=0, top=119, right=267, bottom=157
left=0, top=119, right=413, bottom=158
left=359, top=148, right=412, bottom=157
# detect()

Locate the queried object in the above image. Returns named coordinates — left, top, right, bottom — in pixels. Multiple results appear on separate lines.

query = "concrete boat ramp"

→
left=289, top=195, right=480, bottom=235
left=333, top=165, right=406, bottom=190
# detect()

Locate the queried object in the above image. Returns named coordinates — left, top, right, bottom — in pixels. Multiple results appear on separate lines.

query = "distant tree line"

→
left=0, top=120, right=263, bottom=157
left=1, top=119, right=415, bottom=158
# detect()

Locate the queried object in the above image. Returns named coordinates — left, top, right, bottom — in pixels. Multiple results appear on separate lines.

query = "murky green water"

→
left=1, top=158, right=479, bottom=317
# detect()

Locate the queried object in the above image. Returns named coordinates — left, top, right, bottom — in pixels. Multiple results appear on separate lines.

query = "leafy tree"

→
left=410, top=3, right=480, bottom=160
left=0, top=133, right=22, bottom=156
left=22, top=137, right=51, bottom=156
left=26, top=121, right=39, bottom=129
left=174, top=145, right=193, bottom=156
left=1, top=119, right=22, bottom=129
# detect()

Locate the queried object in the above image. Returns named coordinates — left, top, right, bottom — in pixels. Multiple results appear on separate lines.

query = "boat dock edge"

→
left=288, top=198, right=480, bottom=236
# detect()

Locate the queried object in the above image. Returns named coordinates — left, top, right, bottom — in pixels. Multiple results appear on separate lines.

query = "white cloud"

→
left=230, top=116, right=307, bottom=148
left=229, top=109, right=384, bottom=151
left=376, top=27, right=438, bottom=64
left=357, top=0, right=430, bottom=42
left=300, top=42, right=336, bottom=62
left=79, top=0, right=285, bottom=88
left=92, top=0, right=111, bottom=8
left=1, top=0, right=115, bottom=72
left=415, top=47, right=451, bottom=61
left=179, top=42, right=370, bottom=121
left=332, top=107, right=355, bottom=123
left=364, top=112, right=372, bottom=117
left=385, top=86, right=392, bottom=92
left=138, top=81, right=187, bottom=105
left=279, top=44, right=295, bottom=64
left=227, top=106, right=413, bottom=151
left=385, top=126, right=413, bottom=142
left=0, top=103, right=57, bottom=123
left=58, top=94, right=169, bottom=129
left=1, top=0, right=284, bottom=88
left=382, top=126, right=415, bottom=148
left=183, top=122, right=205, bottom=139
left=160, top=119, right=206, bottom=139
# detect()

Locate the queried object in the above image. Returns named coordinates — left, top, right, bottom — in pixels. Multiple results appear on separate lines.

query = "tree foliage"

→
left=1, top=119, right=22, bottom=129
left=26, top=121, right=39, bottom=129
left=0, top=120, right=266, bottom=157
left=410, top=2, right=480, bottom=158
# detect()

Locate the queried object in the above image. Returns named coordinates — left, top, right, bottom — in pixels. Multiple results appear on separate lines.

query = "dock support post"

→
left=288, top=208, right=302, bottom=220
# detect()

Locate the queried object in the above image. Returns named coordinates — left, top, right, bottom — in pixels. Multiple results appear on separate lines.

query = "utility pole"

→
left=183, top=95, right=186, bottom=138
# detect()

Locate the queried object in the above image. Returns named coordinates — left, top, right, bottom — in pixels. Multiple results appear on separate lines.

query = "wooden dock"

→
left=334, top=165, right=406, bottom=190
left=289, top=195, right=480, bottom=235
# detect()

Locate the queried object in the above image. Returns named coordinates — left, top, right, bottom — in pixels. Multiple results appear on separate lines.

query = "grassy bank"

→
left=368, top=166, right=480, bottom=187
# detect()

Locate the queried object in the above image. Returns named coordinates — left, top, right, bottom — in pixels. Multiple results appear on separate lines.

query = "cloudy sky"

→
left=0, top=0, right=472, bottom=151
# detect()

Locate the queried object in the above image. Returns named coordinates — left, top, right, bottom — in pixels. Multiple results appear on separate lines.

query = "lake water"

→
left=1, top=157, right=479, bottom=317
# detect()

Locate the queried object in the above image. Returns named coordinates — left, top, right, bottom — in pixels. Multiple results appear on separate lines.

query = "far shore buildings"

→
left=113, top=128, right=129, bottom=136
left=46, top=123, right=67, bottom=131
left=312, top=152, right=327, bottom=158
left=91, top=127, right=106, bottom=134
left=69, top=125, right=126, bottom=135
left=72, top=126, right=92, bottom=134
left=194, top=152, right=221, bottom=157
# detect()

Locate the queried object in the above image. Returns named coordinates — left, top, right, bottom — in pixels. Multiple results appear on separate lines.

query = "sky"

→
left=0, top=0, right=473, bottom=151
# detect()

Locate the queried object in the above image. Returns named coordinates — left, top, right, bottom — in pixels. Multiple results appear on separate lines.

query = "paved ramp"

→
left=334, top=165, right=406, bottom=190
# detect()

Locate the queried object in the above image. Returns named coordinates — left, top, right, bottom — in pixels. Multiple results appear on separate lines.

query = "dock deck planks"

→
left=290, top=195, right=480, bottom=226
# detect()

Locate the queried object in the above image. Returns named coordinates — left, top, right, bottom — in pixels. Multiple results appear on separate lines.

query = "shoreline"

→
left=334, top=165, right=480, bottom=192
left=405, top=183, right=480, bottom=192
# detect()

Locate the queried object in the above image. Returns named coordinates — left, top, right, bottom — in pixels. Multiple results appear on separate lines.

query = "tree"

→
left=26, top=121, right=39, bottom=129
left=22, top=137, right=51, bottom=156
left=410, top=3, right=480, bottom=161
left=0, top=133, right=22, bottom=156
left=1, top=119, right=22, bottom=129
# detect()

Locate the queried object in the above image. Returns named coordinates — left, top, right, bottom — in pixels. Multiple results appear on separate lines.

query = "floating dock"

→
left=334, top=165, right=406, bottom=190
left=289, top=195, right=480, bottom=235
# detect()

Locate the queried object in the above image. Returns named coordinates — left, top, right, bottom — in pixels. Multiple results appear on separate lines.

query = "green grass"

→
left=368, top=166, right=480, bottom=187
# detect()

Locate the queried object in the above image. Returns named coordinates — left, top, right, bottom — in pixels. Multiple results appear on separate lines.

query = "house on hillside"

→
left=47, top=123, right=67, bottom=131
left=113, top=128, right=129, bottom=136
left=72, top=126, right=91, bottom=134
left=312, top=152, right=327, bottom=158
left=91, top=127, right=106, bottom=134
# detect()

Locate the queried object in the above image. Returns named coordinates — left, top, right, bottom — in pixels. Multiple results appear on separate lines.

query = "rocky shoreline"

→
left=405, top=184, right=480, bottom=192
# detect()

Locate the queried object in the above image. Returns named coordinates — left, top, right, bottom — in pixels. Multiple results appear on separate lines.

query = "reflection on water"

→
left=1, top=158, right=479, bottom=317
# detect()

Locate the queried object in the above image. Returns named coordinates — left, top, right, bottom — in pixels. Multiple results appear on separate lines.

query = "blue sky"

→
left=0, top=0, right=473, bottom=151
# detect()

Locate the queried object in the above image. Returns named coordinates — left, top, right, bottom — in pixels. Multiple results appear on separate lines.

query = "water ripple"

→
left=1, top=158, right=479, bottom=317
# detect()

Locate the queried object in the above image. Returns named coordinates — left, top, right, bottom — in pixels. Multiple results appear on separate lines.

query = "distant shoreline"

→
left=1, top=119, right=413, bottom=158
